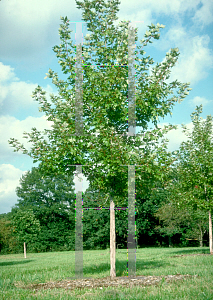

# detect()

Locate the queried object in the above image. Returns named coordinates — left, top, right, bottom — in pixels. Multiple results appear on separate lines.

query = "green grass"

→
left=0, top=247, right=212, bottom=299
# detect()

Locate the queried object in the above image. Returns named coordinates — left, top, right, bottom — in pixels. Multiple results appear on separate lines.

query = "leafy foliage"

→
left=7, top=0, right=193, bottom=256
left=82, top=186, right=129, bottom=250
left=176, top=105, right=213, bottom=212
left=159, top=105, right=213, bottom=249
left=11, top=166, right=76, bottom=252
left=155, top=198, right=209, bottom=247
left=0, top=213, right=21, bottom=254
left=8, top=0, right=192, bottom=205
left=136, top=185, right=169, bottom=246
left=11, top=208, right=41, bottom=250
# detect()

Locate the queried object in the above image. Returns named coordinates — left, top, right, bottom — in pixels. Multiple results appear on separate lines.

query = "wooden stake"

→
left=24, top=242, right=26, bottom=259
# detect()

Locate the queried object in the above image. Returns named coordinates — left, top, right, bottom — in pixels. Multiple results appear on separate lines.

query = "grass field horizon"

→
left=0, top=247, right=212, bottom=299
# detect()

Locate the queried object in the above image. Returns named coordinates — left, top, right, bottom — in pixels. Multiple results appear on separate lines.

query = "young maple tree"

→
left=169, top=105, right=213, bottom=254
left=8, top=0, right=192, bottom=277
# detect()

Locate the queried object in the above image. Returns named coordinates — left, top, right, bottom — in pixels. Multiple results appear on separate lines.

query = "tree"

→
left=14, top=166, right=76, bottom=252
left=8, top=0, right=192, bottom=277
left=0, top=213, right=21, bottom=254
left=169, top=105, right=213, bottom=254
left=155, top=199, right=209, bottom=247
left=11, top=209, right=41, bottom=258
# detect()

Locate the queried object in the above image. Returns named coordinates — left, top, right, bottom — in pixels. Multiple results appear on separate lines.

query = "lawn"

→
left=0, top=247, right=212, bottom=299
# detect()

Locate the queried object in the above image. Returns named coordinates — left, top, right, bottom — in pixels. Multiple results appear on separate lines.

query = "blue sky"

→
left=0, top=0, right=213, bottom=214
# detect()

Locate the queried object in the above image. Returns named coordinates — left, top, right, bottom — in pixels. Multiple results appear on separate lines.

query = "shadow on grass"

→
left=81, top=258, right=168, bottom=277
left=131, top=258, right=169, bottom=275
left=171, top=248, right=209, bottom=255
left=0, top=260, right=33, bottom=266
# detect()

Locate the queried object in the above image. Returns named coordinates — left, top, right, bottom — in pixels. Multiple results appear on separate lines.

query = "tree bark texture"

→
left=198, top=225, right=203, bottom=247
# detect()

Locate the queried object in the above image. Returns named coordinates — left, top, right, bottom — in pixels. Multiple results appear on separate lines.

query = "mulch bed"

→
left=171, top=253, right=211, bottom=257
left=17, top=274, right=198, bottom=291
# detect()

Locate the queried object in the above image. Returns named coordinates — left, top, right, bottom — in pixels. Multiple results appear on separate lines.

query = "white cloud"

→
left=0, top=62, right=18, bottom=83
left=0, top=115, right=53, bottom=161
left=116, top=0, right=200, bottom=15
left=193, top=0, right=213, bottom=26
left=0, top=80, right=37, bottom=115
left=0, top=0, right=81, bottom=63
left=112, top=0, right=199, bottom=38
left=0, top=164, right=27, bottom=214
left=0, top=62, right=19, bottom=110
left=158, top=122, right=194, bottom=152
left=0, top=62, right=55, bottom=116
left=0, top=0, right=211, bottom=80
left=160, top=28, right=213, bottom=85
left=0, top=163, right=89, bottom=214
left=189, top=96, right=212, bottom=107
left=0, top=0, right=203, bottom=63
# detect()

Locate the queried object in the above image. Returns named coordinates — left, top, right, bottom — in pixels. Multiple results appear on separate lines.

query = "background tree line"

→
left=0, top=136, right=211, bottom=255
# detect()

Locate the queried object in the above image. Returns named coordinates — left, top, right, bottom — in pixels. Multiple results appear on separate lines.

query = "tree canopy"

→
left=8, top=0, right=192, bottom=207
left=164, top=105, right=213, bottom=253
left=12, top=167, right=76, bottom=252
left=172, top=105, right=213, bottom=213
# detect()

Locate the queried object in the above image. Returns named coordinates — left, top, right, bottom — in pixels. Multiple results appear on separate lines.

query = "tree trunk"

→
left=24, top=242, right=26, bottom=259
left=198, top=225, right=203, bottom=247
left=169, top=236, right=172, bottom=248
left=209, top=210, right=213, bottom=255
left=110, top=198, right=116, bottom=278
